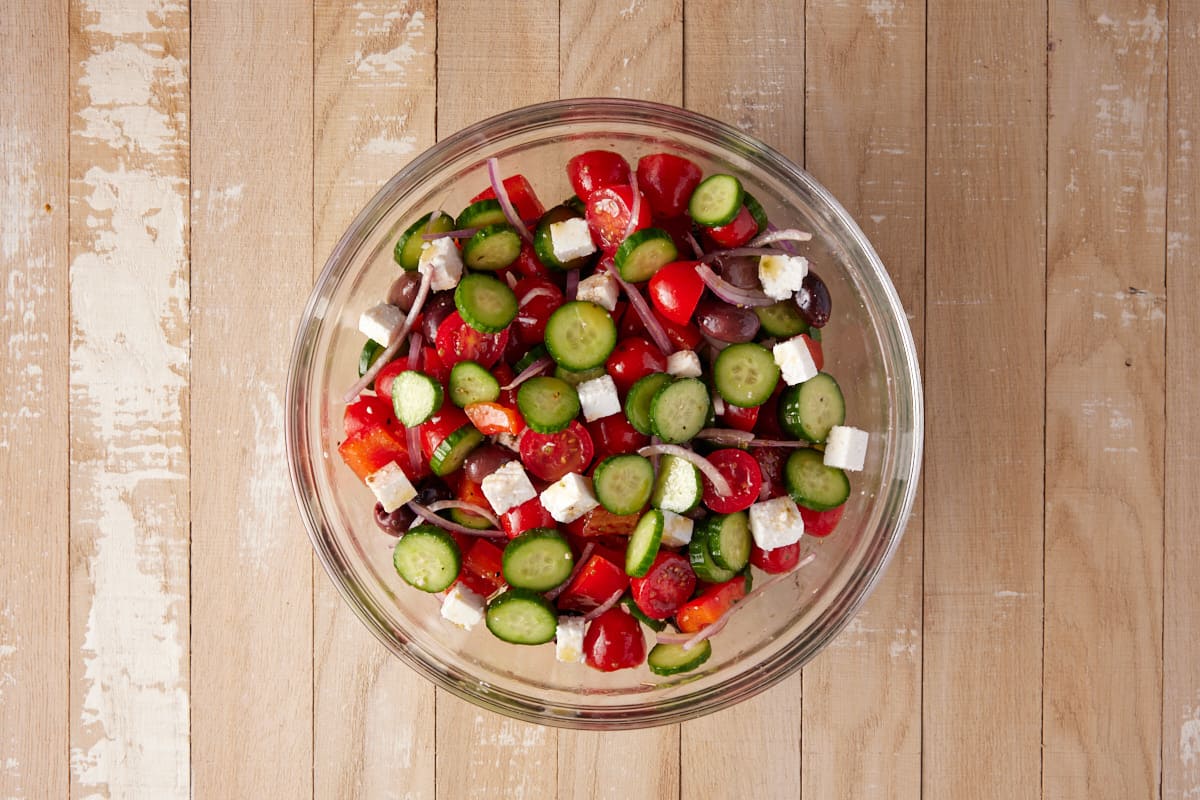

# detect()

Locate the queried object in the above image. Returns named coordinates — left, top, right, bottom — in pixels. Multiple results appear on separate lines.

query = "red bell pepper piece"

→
left=338, top=424, right=427, bottom=482
left=556, top=553, right=629, bottom=613
left=471, top=174, right=546, bottom=221
left=457, top=538, right=506, bottom=597
left=675, top=575, right=749, bottom=633
left=500, top=496, right=556, bottom=539
left=464, top=401, right=524, bottom=436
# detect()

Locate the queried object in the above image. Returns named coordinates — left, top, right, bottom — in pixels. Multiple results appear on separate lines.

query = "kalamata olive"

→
left=374, top=502, right=415, bottom=536
left=463, top=444, right=514, bottom=484
left=695, top=298, right=761, bottom=343
left=419, top=292, right=456, bottom=341
left=387, top=272, right=424, bottom=312
left=720, top=256, right=760, bottom=289
left=415, top=478, right=452, bottom=507
left=795, top=271, right=831, bottom=328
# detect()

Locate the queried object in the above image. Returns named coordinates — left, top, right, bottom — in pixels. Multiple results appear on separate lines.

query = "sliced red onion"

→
left=408, top=331, right=424, bottom=370
left=425, top=499, right=501, bottom=528
left=518, top=286, right=559, bottom=308
left=694, top=427, right=753, bottom=446
left=700, top=332, right=730, bottom=352
left=748, top=228, right=813, bottom=248
left=565, top=268, right=580, bottom=300
left=544, top=542, right=594, bottom=601
left=685, top=231, right=705, bottom=259
left=486, top=157, right=533, bottom=242
left=405, top=332, right=425, bottom=475
left=343, top=268, right=433, bottom=403
left=638, top=444, right=731, bottom=496
left=747, top=439, right=818, bottom=448
left=698, top=246, right=786, bottom=264
left=695, top=263, right=774, bottom=308
left=623, top=169, right=642, bottom=242
left=711, top=392, right=726, bottom=416
left=421, top=227, right=477, bottom=240
left=408, top=501, right=506, bottom=538
left=582, top=588, right=626, bottom=622
left=611, top=270, right=674, bottom=355
left=763, top=222, right=798, bottom=255
left=501, top=355, right=552, bottom=390
left=505, top=271, right=518, bottom=289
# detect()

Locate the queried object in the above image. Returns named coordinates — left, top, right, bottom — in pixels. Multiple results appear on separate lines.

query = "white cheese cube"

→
left=555, top=616, right=586, bottom=663
left=440, top=584, right=486, bottom=630
left=773, top=335, right=819, bottom=386
left=659, top=509, right=695, bottom=548
left=666, top=349, right=703, bottom=378
left=748, top=496, right=806, bottom=551
left=418, top=236, right=464, bottom=291
left=549, top=217, right=597, bottom=262
left=540, top=472, right=600, bottom=523
left=364, top=461, right=416, bottom=512
left=824, top=425, right=869, bottom=472
left=495, top=432, right=520, bottom=453
left=577, top=374, right=621, bottom=422
left=480, top=461, right=538, bottom=515
left=757, top=253, right=808, bottom=301
left=358, top=302, right=406, bottom=347
left=575, top=272, right=619, bottom=311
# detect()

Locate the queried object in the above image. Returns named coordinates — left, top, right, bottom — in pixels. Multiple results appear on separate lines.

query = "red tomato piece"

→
left=802, top=333, right=824, bottom=372
left=458, top=538, right=506, bottom=597
left=754, top=447, right=788, bottom=501
left=512, top=239, right=553, bottom=280
left=654, top=213, right=699, bottom=256
left=435, top=311, right=509, bottom=368
left=513, top=277, right=565, bottom=347
left=338, top=424, right=427, bottom=482
left=703, top=206, right=758, bottom=249
left=565, top=506, right=641, bottom=539
left=750, top=541, right=801, bottom=574
left=799, top=503, right=845, bottom=537
left=519, top=421, right=595, bottom=483
left=647, top=260, right=704, bottom=326
left=651, top=307, right=702, bottom=351
left=419, top=406, right=472, bottom=461
left=675, top=576, right=748, bottom=633
left=630, top=551, right=697, bottom=620
left=583, top=607, right=646, bottom=672
left=493, top=361, right=515, bottom=387
left=343, top=394, right=394, bottom=437
left=754, top=382, right=786, bottom=439
left=500, top=496, right=556, bottom=539
left=470, top=174, right=546, bottom=221
left=604, top=337, right=667, bottom=395
left=373, top=359, right=407, bottom=402
left=720, top=403, right=759, bottom=433
left=636, top=153, right=703, bottom=218
left=556, top=554, right=629, bottom=614
left=464, top=401, right=524, bottom=436
left=567, top=150, right=632, bottom=201
left=701, top=448, right=763, bottom=514
left=586, top=414, right=649, bottom=458
left=422, top=346, right=450, bottom=384
left=586, top=185, right=652, bottom=254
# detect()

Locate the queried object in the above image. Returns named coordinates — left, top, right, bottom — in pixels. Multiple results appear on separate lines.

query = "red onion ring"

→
left=500, top=355, right=553, bottom=390
left=408, top=501, right=506, bottom=538
left=343, top=268, right=433, bottom=403
left=693, top=427, right=753, bottom=447
left=685, top=231, right=705, bottom=259
left=565, top=268, right=580, bottom=300
left=421, top=228, right=477, bottom=240
left=425, top=499, right=501, bottom=529
left=748, top=228, right=813, bottom=248
left=611, top=270, right=674, bottom=355
left=582, top=588, right=626, bottom=622
left=544, top=543, right=594, bottom=601
left=698, top=246, right=786, bottom=264
left=695, top=263, right=774, bottom=308
left=486, top=157, right=533, bottom=242
left=623, top=169, right=642, bottom=242
left=405, top=332, right=425, bottom=475
left=638, top=444, right=731, bottom=496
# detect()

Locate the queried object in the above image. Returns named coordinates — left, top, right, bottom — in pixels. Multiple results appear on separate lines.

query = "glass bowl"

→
left=286, top=98, right=922, bottom=729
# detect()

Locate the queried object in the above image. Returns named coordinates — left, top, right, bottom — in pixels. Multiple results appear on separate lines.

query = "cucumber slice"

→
left=455, top=272, right=518, bottom=333
left=456, top=198, right=508, bottom=230
left=622, top=595, right=667, bottom=632
left=514, top=344, right=549, bottom=374
left=428, top=425, right=485, bottom=477
left=533, top=205, right=593, bottom=271
left=647, top=640, right=712, bottom=676
left=688, top=174, right=744, bottom=226
left=703, top=511, right=752, bottom=572
left=743, top=192, right=769, bottom=234
left=516, top=376, right=581, bottom=434
left=593, top=454, right=655, bottom=515
left=755, top=300, right=809, bottom=338
left=563, top=194, right=586, bottom=215
left=714, top=342, right=780, bottom=408
left=624, top=372, right=672, bottom=435
left=463, top=223, right=522, bottom=271
left=359, top=339, right=385, bottom=377
left=448, top=360, right=501, bottom=408
left=785, top=448, right=850, bottom=511
left=501, top=528, right=574, bottom=592
left=554, top=364, right=607, bottom=387
left=650, top=454, right=704, bottom=513
left=485, top=589, right=558, bottom=645
left=391, top=371, right=443, bottom=426
left=649, top=377, right=710, bottom=444
left=393, top=525, right=461, bottom=592
left=626, top=509, right=664, bottom=577
left=449, top=506, right=493, bottom=530
left=779, top=372, right=845, bottom=443
left=688, top=530, right=736, bottom=583
left=614, top=228, right=678, bottom=282
left=544, top=300, right=618, bottom=371
left=394, top=211, right=455, bottom=270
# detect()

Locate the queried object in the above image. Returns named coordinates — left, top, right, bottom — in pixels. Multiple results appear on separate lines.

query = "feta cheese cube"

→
left=555, top=616, right=586, bottom=663
left=418, top=236, right=464, bottom=291
left=359, top=302, right=406, bottom=347
left=824, top=425, right=869, bottom=471
left=659, top=509, right=695, bottom=548
left=540, top=472, right=600, bottom=523
left=549, top=217, right=597, bottom=263
left=748, top=496, right=806, bottom=551
left=575, top=272, right=619, bottom=311
left=364, top=461, right=416, bottom=512
left=773, top=335, right=819, bottom=386
left=577, top=374, right=621, bottom=421
left=495, top=432, right=520, bottom=453
left=440, top=584, right=486, bottom=630
left=757, top=253, right=808, bottom=301
left=480, top=461, right=538, bottom=515
left=666, top=349, right=703, bottom=378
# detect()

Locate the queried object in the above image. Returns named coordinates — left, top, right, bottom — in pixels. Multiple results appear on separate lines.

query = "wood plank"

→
left=190, top=1, right=313, bottom=796
left=1044, top=2, right=1167, bottom=797
left=924, top=1, right=1045, bottom=796
left=555, top=3, right=682, bottom=796
left=0, top=1, right=68, bottom=797
left=681, top=5, right=804, bottom=797
left=433, top=3, right=559, bottom=797
left=67, top=0, right=191, bottom=796
left=801, top=1, right=924, bottom=796
left=1165, top=5, right=1200, bottom=799
left=312, top=1, right=437, bottom=797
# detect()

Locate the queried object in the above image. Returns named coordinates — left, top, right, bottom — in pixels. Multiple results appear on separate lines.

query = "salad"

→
left=336, top=149, right=870, bottom=675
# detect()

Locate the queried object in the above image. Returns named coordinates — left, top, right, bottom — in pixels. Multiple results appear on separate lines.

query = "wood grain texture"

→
left=68, top=0, right=191, bottom=796
left=802, top=1, right=924, bottom=796
left=1165, top=5, right=1200, bottom=799
left=0, top=2, right=68, bottom=797
left=312, top=2, right=437, bottom=797
left=681, top=5, right=804, bottom=797
left=434, top=3, right=559, bottom=797
left=924, top=1, right=1045, bottom=796
left=1044, top=2, right=1167, bottom=797
left=190, top=1, right=313, bottom=796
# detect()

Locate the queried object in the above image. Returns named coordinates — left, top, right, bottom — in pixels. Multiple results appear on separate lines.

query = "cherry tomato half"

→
left=720, top=403, right=759, bottom=433
left=567, top=150, right=632, bottom=201
left=605, top=337, right=667, bottom=395
left=343, top=394, right=394, bottom=437
left=636, top=153, right=703, bottom=218
left=630, top=551, right=697, bottom=620
left=419, top=406, right=471, bottom=461
left=802, top=333, right=824, bottom=372
left=513, top=277, right=565, bottom=346
left=750, top=542, right=801, bottom=574
left=704, top=205, right=758, bottom=248
left=799, top=503, right=845, bottom=537
left=586, top=413, right=649, bottom=458
left=701, top=448, right=763, bottom=514
left=557, top=553, right=629, bottom=613
left=519, top=420, right=595, bottom=482
left=512, top=239, right=553, bottom=280
left=586, top=185, right=652, bottom=254
left=372, top=359, right=407, bottom=402
left=457, top=538, right=506, bottom=597
left=583, top=607, right=645, bottom=672
left=435, top=311, right=509, bottom=368
left=648, top=260, right=704, bottom=326
left=651, top=306, right=702, bottom=351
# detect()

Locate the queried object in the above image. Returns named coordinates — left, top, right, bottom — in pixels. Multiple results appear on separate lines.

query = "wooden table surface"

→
left=2, top=0, right=1195, bottom=797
